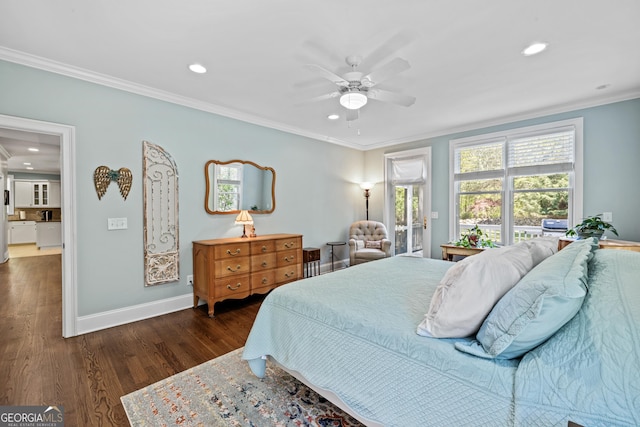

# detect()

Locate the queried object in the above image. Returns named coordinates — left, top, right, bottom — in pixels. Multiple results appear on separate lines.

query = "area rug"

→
left=121, top=348, right=364, bottom=426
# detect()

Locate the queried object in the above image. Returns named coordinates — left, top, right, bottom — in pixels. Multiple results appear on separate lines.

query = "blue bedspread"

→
left=514, top=249, right=640, bottom=427
left=242, top=250, right=640, bottom=426
left=243, top=256, right=518, bottom=426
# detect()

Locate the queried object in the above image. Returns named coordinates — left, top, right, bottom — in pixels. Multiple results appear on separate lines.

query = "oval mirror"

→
left=205, top=159, right=276, bottom=214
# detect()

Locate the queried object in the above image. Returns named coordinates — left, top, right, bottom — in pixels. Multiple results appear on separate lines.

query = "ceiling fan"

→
left=302, top=52, right=416, bottom=121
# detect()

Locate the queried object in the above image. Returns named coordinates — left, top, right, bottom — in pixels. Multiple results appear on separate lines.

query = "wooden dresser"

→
left=192, top=233, right=303, bottom=317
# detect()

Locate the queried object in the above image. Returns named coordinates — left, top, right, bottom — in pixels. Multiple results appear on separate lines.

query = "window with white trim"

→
left=214, top=163, right=243, bottom=211
left=450, top=118, right=583, bottom=246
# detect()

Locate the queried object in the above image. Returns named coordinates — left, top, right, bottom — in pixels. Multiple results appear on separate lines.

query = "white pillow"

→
left=417, top=243, right=534, bottom=338
left=522, top=236, right=559, bottom=266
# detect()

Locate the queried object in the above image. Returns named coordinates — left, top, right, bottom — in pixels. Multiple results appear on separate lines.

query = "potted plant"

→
left=566, top=214, right=618, bottom=239
left=453, top=224, right=497, bottom=248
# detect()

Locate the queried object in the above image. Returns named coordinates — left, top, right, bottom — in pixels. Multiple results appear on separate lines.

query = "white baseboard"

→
left=76, top=260, right=353, bottom=335
left=76, top=293, right=195, bottom=335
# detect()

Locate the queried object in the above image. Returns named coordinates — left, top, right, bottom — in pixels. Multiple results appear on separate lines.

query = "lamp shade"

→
left=340, top=91, right=368, bottom=110
left=360, top=182, right=375, bottom=191
left=235, top=210, right=253, bottom=225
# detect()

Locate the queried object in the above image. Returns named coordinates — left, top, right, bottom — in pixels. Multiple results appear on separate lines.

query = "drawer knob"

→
left=261, top=246, right=268, bottom=252
left=261, top=278, right=268, bottom=284
left=284, top=242, right=294, bottom=248
left=227, top=264, right=242, bottom=272
left=226, top=249, right=241, bottom=256
left=227, top=283, right=242, bottom=291
left=284, top=270, right=295, bottom=278
left=262, top=261, right=268, bottom=267
left=283, top=255, right=294, bottom=262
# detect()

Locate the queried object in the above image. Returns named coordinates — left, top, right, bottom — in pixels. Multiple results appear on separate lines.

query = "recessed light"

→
left=23, top=162, right=31, bottom=166
left=26, top=167, right=34, bottom=170
left=327, top=114, right=340, bottom=120
left=522, top=42, right=548, bottom=56
left=28, top=147, right=39, bottom=152
left=188, top=63, right=207, bottom=74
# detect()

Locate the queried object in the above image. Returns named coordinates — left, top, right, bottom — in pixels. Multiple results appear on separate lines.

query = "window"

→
left=214, top=163, right=243, bottom=211
left=450, top=118, right=583, bottom=245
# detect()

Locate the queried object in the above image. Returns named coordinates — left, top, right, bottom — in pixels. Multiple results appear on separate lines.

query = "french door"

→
left=384, top=148, right=432, bottom=258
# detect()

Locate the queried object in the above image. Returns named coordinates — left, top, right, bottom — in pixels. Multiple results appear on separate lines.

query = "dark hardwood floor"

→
left=0, top=255, right=263, bottom=426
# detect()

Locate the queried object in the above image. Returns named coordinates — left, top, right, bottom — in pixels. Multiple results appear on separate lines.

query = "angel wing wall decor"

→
left=94, top=166, right=132, bottom=200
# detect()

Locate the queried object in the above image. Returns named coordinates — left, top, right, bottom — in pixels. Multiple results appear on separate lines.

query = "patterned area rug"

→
left=121, top=348, right=364, bottom=426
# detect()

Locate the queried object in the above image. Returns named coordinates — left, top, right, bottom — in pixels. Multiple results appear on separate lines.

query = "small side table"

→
left=440, top=244, right=484, bottom=261
left=303, top=247, right=321, bottom=277
left=559, top=238, right=640, bottom=252
left=326, top=241, right=346, bottom=271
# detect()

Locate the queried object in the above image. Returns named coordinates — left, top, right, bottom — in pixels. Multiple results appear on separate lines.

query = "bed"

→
left=242, top=239, right=640, bottom=426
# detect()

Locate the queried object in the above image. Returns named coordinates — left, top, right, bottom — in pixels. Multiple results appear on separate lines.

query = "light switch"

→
left=431, top=211, right=439, bottom=219
left=602, top=212, right=612, bottom=222
left=107, top=217, right=128, bottom=230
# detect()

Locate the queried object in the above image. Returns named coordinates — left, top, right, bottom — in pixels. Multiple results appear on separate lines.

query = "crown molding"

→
left=1, top=47, right=638, bottom=152
left=0, top=47, right=365, bottom=150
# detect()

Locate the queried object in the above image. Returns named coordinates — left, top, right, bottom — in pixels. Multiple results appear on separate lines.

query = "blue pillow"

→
left=455, top=238, right=597, bottom=359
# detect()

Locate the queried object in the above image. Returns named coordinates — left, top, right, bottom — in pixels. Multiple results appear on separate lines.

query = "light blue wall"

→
left=365, top=98, right=640, bottom=258
left=0, top=60, right=365, bottom=316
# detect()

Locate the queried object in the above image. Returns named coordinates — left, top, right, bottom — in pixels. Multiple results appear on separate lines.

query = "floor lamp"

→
left=360, top=182, right=374, bottom=220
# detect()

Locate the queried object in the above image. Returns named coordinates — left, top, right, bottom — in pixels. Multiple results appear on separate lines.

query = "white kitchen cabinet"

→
left=8, top=221, right=37, bottom=244
left=14, top=180, right=58, bottom=207
left=14, top=181, right=34, bottom=207
left=36, top=222, right=62, bottom=248
left=32, top=182, right=49, bottom=206
left=48, top=181, right=61, bottom=208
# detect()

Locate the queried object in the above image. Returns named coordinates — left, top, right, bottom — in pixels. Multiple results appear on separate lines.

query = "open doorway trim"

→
left=0, top=114, right=77, bottom=337
left=383, top=147, right=432, bottom=258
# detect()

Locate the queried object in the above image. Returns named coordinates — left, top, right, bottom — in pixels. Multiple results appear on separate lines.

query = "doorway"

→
left=0, top=114, right=77, bottom=337
left=384, top=147, right=432, bottom=258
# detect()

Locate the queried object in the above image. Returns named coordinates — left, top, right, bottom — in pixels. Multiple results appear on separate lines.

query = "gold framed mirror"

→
left=205, top=159, right=276, bottom=214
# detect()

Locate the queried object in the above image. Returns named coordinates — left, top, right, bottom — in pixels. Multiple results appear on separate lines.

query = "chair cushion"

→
left=355, top=248, right=387, bottom=260
left=455, top=238, right=596, bottom=359
left=365, top=240, right=382, bottom=249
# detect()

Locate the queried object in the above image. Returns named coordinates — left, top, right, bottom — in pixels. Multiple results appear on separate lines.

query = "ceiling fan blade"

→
left=362, top=58, right=411, bottom=87
left=367, top=89, right=416, bottom=107
left=346, top=109, right=359, bottom=122
left=296, top=91, right=341, bottom=105
left=304, top=64, right=349, bottom=87
left=359, top=30, right=417, bottom=71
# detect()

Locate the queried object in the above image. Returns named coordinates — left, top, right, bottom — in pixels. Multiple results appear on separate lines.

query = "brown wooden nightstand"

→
left=303, top=247, right=321, bottom=277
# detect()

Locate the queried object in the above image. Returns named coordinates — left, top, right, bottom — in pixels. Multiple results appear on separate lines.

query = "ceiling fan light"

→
left=340, top=92, right=368, bottom=110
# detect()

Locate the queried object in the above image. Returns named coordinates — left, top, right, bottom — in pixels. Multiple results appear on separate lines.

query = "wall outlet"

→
left=187, top=275, right=193, bottom=286
left=602, top=212, right=612, bottom=222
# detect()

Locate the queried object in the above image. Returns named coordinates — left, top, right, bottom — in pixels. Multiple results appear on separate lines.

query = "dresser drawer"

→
left=214, top=242, right=250, bottom=259
left=251, top=270, right=276, bottom=292
left=251, top=240, right=276, bottom=254
left=214, top=257, right=251, bottom=278
left=251, top=253, right=277, bottom=271
left=215, top=275, right=251, bottom=299
left=277, top=249, right=299, bottom=267
left=275, top=265, right=301, bottom=283
left=275, top=237, right=301, bottom=251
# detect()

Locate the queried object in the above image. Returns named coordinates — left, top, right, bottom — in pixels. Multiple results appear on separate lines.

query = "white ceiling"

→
left=0, top=0, right=639, bottom=153
left=0, top=129, right=60, bottom=174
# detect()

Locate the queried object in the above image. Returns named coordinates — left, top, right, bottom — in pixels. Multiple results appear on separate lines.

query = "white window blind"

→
left=392, top=157, right=426, bottom=184
left=507, top=128, right=575, bottom=176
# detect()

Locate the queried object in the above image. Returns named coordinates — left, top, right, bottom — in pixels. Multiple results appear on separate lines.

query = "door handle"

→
left=423, top=216, right=427, bottom=230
